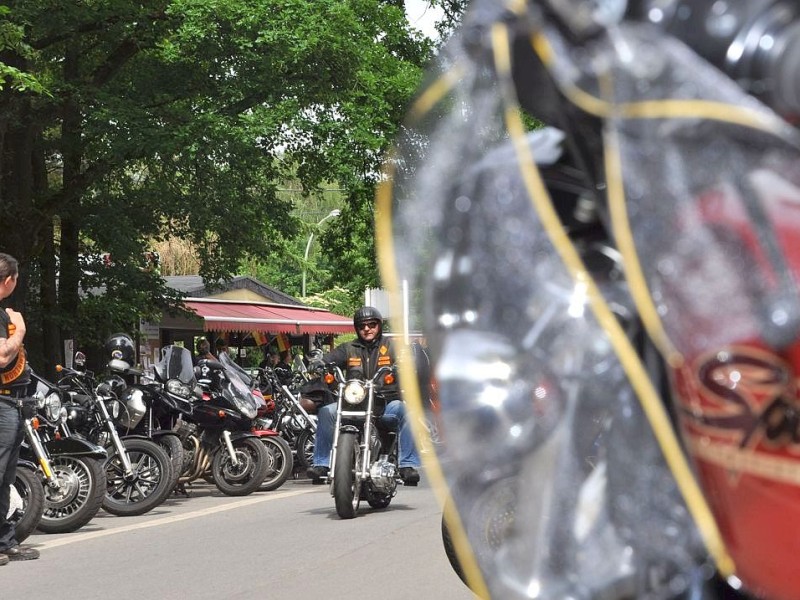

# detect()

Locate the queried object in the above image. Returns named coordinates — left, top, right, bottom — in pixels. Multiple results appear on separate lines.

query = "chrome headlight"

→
left=43, top=392, right=62, bottom=421
left=105, top=398, right=122, bottom=419
left=343, top=381, right=366, bottom=405
left=167, top=379, right=192, bottom=398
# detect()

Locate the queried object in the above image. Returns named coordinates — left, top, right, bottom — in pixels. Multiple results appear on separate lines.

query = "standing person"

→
left=305, top=306, right=421, bottom=485
left=215, top=338, right=229, bottom=358
left=0, top=253, right=39, bottom=563
left=272, top=349, right=293, bottom=387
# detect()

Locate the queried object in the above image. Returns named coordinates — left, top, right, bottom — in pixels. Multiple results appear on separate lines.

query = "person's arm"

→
left=322, top=344, right=349, bottom=370
left=0, top=309, right=26, bottom=368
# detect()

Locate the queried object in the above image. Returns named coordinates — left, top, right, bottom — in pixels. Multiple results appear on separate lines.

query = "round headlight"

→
left=44, top=392, right=62, bottom=421
left=343, top=381, right=366, bottom=405
left=106, top=398, right=121, bottom=419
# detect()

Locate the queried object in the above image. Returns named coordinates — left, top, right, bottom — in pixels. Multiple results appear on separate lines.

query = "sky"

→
left=405, top=0, right=443, bottom=39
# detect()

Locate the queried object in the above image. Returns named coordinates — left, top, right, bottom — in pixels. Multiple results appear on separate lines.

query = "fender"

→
left=44, top=437, right=107, bottom=460
left=119, top=433, right=156, bottom=443
left=150, top=430, right=181, bottom=442
left=227, top=430, right=262, bottom=442
left=250, top=428, right=280, bottom=437
left=339, top=424, right=360, bottom=435
left=16, top=458, right=38, bottom=472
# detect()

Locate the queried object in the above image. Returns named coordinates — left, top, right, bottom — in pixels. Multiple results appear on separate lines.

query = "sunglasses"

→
left=358, top=320, right=380, bottom=330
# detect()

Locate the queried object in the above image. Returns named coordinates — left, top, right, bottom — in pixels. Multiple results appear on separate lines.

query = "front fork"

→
left=221, top=430, right=240, bottom=467
left=96, top=399, right=134, bottom=476
left=328, top=386, right=374, bottom=484
left=23, top=419, right=56, bottom=486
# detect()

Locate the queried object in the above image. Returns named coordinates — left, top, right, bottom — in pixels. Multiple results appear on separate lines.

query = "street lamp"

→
left=302, top=209, right=341, bottom=297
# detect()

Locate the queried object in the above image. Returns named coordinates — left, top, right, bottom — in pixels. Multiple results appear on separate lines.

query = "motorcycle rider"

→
left=305, top=306, right=421, bottom=485
left=0, top=253, right=39, bottom=563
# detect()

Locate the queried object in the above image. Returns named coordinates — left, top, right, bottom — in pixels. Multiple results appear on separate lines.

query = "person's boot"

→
left=399, top=467, right=420, bottom=486
left=4, top=545, right=39, bottom=561
left=306, top=465, right=329, bottom=484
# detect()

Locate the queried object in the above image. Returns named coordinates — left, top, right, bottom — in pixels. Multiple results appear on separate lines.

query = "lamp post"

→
left=302, top=209, right=341, bottom=297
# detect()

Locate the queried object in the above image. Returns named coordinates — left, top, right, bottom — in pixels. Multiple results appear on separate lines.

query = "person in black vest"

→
left=0, top=253, right=39, bottom=563
left=306, top=306, right=421, bottom=485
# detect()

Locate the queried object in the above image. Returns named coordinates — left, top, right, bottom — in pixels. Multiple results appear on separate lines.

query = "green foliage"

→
left=0, top=0, right=433, bottom=368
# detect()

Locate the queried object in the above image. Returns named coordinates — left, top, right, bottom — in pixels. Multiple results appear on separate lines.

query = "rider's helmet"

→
left=353, top=306, right=383, bottom=338
left=105, top=333, right=136, bottom=372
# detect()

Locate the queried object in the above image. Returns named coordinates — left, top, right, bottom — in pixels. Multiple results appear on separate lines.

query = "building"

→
left=138, top=275, right=352, bottom=368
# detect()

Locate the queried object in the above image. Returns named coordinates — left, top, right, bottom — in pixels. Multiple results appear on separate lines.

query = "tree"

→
left=0, top=0, right=433, bottom=370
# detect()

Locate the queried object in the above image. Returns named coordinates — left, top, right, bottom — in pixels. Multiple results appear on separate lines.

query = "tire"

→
left=333, top=431, right=360, bottom=519
left=102, top=438, right=174, bottom=516
left=156, top=434, right=184, bottom=491
left=294, top=428, right=314, bottom=470
left=212, top=437, right=269, bottom=496
left=259, top=436, right=293, bottom=491
left=8, top=465, right=44, bottom=543
left=38, top=456, right=105, bottom=534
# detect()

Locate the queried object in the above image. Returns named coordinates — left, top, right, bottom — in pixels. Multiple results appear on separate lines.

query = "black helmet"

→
left=105, top=333, right=136, bottom=372
left=353, top=306, right=383, bottom=328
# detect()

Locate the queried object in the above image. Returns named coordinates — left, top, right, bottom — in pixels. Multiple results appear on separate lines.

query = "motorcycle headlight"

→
left=167, top=379, right=192, bottom=398
left=343, top=381, right=366, bottom=405
left=44, top=392, right=62, bottom=421
left=106, top=398, right=122, bottom=419
left=231, top=394, right=257, bottom=420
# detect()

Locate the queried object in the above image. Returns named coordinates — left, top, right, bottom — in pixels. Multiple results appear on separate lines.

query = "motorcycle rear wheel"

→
left=294, top=428, right=314, bottom=470
left=333, top=431, right=361, bottom=519
left=38, top=456, right=105, bottom=533
left=103, top=438, right=174, bottom=516
left=212, top=437, right=270, bottom=496
left=259, top=435, right=293, bottom=491
left=8, top=465, right=44, bottom=543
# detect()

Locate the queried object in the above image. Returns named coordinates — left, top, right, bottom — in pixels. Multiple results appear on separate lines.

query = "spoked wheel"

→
left=103, top=438, right=173, bottom=516
left=212, top=437, right=269, bottom=496
left=333, top=431, right=361, bottom=519
left=294, top=428, right=315, bottom=470
left=39, top=456, right=105, bottom=533
left=259, top=435, right=293, bottom=491
left=8, top=465, right=44, bottom=543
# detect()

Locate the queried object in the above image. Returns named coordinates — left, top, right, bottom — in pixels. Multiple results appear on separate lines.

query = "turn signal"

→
left=384, top=373, right=395, bottom=385
left=30, top=417, right=40, bottom=430
left=324, top=373, right=335, bottom=385
left=55, top=364, right=64, bottom=373
left=218, top=410, right=226, bottom=419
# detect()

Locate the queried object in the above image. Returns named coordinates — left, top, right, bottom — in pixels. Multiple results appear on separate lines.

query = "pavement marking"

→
left=35, top=487, right=317, bottom=550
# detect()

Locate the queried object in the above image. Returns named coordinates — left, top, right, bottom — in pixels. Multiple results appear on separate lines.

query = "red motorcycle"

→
left=382, top=1, right=800, bottom=598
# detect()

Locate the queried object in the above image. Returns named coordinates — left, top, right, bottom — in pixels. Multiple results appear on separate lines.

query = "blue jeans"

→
left=312, top=399, right=421, bottom=469
left=0, top=401, right=24, bottom=552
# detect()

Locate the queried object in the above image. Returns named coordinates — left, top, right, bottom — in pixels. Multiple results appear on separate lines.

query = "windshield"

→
left=218, top=351, right=259, bottom=412
left=155, top=345, right=196, bottom=385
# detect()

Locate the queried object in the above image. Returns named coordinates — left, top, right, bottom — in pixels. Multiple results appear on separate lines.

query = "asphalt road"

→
left=2, top=471, right=478, bottom=600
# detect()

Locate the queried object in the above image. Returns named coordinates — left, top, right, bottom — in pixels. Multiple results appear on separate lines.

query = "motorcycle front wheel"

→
left=8, top=465, right=44, bottom=543
left=259, top=435, right=293, bottom=491
left=103, top=438, right=174, bottom=516
left=333, top=431, right=361, bottom=519
left=38, top=456, right=105, bottom=533
left=212, top=437, right=269, bottom=496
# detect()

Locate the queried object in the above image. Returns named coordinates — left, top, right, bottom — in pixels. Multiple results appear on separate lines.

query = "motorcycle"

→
left=56, top=362, right=175, bottom=517
left=153, top=344, right=270, bottom=496
left=98, top=355, right=185, bottom=494
left=216, top=351, right=293, bottom=492
left=254, top=365, right=316, bottom=474
left=325, top=364, right=402, bottom=519
left=378, top=0, right=800, bottom=597
left=7, top=458, right=44, bottom=544
left=17, top=371, right=107, bottom=533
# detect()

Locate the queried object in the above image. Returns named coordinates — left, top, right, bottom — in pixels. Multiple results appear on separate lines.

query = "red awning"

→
left=183, top=299, right=353, bottom=335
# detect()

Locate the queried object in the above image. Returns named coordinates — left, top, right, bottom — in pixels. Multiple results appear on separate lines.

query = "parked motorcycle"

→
left=153, top=345, right=270, bottom=496
left=254, top=365, right=314, bottom=473
left=216, top=351, right=292, bottom=492
left=98, top=359, right=185, bottom=494
left=325, top=364, right=402, bottom=519
left=56, top=362, right=174, bottom=517
left=7, top=458, right=44, bottom=543
left=18, top=371, right=107, bottom=533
